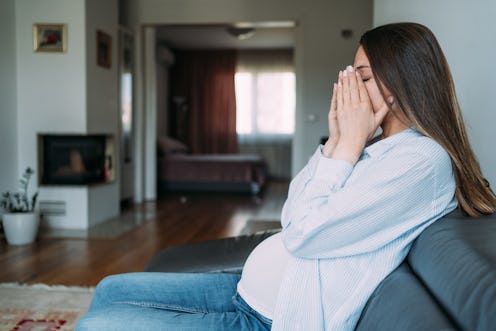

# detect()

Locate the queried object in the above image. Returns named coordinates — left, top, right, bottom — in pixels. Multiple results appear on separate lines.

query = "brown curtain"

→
left=171, top=50, right=238, bottom=154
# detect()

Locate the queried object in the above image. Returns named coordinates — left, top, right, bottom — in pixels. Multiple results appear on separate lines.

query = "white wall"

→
left=14, top=0, right=120, bottom=229
left=374, top=0, right=496, bottom=192
left=41, top=188, right=89, bottom=229
left=86, top=0, right=120, bottom=226
left=16, top=0, right=88, bottom=229
left=86, top=0, right=119, bottom=135
left=16, top=0, right=87, bottom=165
left=123, top=0, right=373, bottom=176
left=0, top=0, right=18, bottom=197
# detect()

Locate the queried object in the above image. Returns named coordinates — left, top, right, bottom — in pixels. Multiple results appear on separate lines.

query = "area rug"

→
left=0, top=283, right=94, bottom=331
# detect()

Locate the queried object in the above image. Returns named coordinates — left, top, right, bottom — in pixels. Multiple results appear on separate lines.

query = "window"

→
left=235, top=72, right=295, bottom=135
left=235, top=50, right=295, bottom=137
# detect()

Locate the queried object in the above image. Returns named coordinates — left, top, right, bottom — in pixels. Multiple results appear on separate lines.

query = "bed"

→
left=157, top=137, right=267, bottom=194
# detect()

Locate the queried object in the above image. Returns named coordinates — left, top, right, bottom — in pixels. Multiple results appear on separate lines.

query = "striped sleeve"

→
left=280, top=146, right=339, bottom=228
left=281, top=146, right=454, bottom=259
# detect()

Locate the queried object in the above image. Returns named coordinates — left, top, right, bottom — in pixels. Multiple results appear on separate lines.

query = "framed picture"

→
left=33, top=23, right=67, bottom=52
left=97, top=30, right=112, bottom=68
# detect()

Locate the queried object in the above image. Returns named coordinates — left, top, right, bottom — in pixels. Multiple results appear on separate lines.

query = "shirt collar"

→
left=363, top=128, right=420, bottom=158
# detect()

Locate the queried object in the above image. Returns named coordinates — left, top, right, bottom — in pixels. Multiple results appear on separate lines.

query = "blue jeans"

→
left=76, top=272, right=272, bottom=331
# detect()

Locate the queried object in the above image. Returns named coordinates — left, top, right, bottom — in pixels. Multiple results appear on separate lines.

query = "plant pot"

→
left=2, top=213, right=39, bottom=245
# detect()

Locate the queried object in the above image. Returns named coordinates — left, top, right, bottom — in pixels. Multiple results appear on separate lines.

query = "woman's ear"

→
left=387, top=96, right=394, bottom=105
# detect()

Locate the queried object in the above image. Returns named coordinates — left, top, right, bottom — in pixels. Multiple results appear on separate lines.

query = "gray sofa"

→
left=146, top=211, right=496, bottom=330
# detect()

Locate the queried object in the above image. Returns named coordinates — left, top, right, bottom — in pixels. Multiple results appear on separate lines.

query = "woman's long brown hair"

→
left=360, top=22, right=496, bottom=217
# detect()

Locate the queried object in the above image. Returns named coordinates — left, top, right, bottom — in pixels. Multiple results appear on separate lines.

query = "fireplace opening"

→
left=39, top=134, right=114, bottom=185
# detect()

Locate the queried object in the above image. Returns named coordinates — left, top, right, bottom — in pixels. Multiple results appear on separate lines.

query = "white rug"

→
left=0, top=283, right=94, bottom=331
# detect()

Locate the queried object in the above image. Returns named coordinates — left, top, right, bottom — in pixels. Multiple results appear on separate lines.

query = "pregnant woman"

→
left=76, top=22, right=496, bottom=331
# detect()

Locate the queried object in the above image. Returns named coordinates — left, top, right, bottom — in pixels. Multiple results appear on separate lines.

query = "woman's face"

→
left=353, top=46, right=391, bottom=114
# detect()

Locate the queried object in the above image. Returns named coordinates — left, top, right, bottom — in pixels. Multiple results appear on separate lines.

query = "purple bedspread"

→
left=158, top=154, right=267, bottom=187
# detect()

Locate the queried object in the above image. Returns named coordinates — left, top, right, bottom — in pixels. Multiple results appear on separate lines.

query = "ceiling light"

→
left=226, top=27, right=255, bottom=40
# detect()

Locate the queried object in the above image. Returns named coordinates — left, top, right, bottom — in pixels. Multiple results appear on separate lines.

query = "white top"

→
left=238, top=129, right=458, bottom=330
left=237, top=232, right=290, bottom=319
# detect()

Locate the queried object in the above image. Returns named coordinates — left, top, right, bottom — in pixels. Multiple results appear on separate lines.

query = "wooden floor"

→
left=0, top=181, right=288, bottom=287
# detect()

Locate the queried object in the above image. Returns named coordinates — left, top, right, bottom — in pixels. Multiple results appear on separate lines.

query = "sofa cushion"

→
left=355, top=263, right=458, bottom=330
left=145, top=230, right=278, bottom=274
left=407, top=211, right=496, bottom=331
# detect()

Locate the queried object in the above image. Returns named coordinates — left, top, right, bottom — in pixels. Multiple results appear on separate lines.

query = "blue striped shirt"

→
left=272, top=128, right=457, bottom=330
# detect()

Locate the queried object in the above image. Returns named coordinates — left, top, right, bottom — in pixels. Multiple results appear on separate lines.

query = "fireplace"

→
left=39, top=134, right=115, bottom=185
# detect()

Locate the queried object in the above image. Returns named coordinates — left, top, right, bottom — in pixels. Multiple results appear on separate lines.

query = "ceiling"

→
left=155, top=23, right=295, bottom=50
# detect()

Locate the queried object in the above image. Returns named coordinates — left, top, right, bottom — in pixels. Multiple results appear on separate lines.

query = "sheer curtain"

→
left=170, top=50, right=238, bottom=154
left=235, top=50, right=295, bottom=179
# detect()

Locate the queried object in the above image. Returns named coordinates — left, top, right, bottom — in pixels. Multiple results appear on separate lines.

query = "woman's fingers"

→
left=323, top=82, right=340, bottom=157
left=342, top=68, right=351, bottom=106
left=347, top=66, right=360, bottom=104
left=337, top=72, right=344, bottom=112
left=328, top=83, right=339, bottom=135
left=330, top=81, right=337, bottom=113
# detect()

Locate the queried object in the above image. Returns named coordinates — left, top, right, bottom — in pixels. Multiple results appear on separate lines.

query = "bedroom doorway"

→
left=154, top=23, right=296, bottom=192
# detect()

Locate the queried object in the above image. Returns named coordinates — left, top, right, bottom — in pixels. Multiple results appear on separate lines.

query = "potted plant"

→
left=1, top=167, right=39, bottom=245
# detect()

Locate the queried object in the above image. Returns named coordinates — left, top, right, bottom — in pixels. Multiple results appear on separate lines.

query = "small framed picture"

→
left=33, top=23, right=67, bottom=52
left=97, top=30, right=112, bottom=68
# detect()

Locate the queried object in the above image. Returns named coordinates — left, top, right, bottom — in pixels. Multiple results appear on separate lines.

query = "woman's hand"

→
left=322, top=82, right=340, bottom=157
left=331, top=66, right=389, bottom=164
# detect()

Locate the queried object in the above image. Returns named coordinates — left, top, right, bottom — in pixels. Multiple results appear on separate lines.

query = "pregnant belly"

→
left=237, top=232, right=291, bottom=319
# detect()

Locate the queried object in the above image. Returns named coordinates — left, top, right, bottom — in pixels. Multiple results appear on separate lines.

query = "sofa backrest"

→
left=407, top=211, right=496, bottom=331
left=356, top=211, right=496, bottom=331
left=355, top=262, right=458, bottom=330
